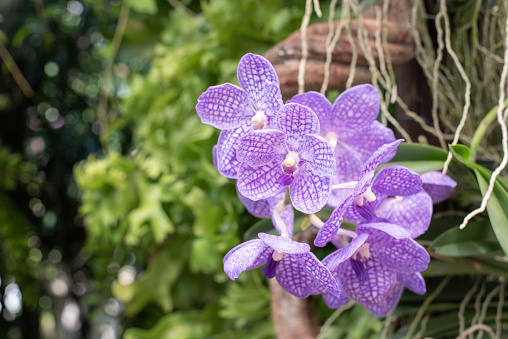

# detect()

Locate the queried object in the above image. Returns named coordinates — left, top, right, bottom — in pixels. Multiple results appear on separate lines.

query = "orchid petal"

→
left=330, top=84, right=380, bottom=133
left=372, top=236, right=430, bottom=274
left=258, top=232, right=310, bottom=254
left=196, top=83, right=254, bottom=129
left=276, top=103, right=320, bottom=151
left=237, top=53, right=280, bottom=104
left=338, top=256, right=397, bottom=304
left=294, top=252, right=341, bottom=296
left=223, top=239, right=271, bottom=280
left=237, top=190, right=271, bottom=218
left=216, top=122, right=251, bottom=178
left=315, top=193, right=354, bottom=247
left=363, top=282, right=404, bottom=316
left=398, top=272, right=426, bottom=295
left=275, top=256, right=317, bottom=298
left=325, top=232, right=369, bottom=270
left=340, top=121, right=396, bottom=163
left=300, top=134, right=335, bottom=177
left=237, top=160, right=287, bottom=200
left=421, top=171, right=457, bottom=203
left=376, top=192, right=433, bottom=238
left=236, top=129, right=287, bottom=167
left=288, top=91, right=333, bottom=133
left=372, top=165, right=422, bottom=196
left=257, top=80, right=283, bottom=125
left=290, top=166, right=331, bottom=214
left=357, top=222, right=412, bottom=240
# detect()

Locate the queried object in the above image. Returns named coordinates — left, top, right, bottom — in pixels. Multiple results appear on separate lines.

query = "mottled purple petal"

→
left=290, top=166, right=331, bottom=214
left=223, top=239, right=271, bottom=280
left=338, top=256, right=397, bottom=304
left=376, top=192, right=433, bottom=238
left=372, top=165, right=422, bottom=196
left=216, top=122, right=251, bottom=178
left=236, top=130, right=287, bottom=167
left=330, top=84, right=380, bottom=133
left=288, top=91, right=333, bottom=134
left=237, top=160, right=287, bottom=200
left=276, top=103, right=320, bottom=151
left=294, top=252, right=340, bottom=296
left=300, top=134, right=335, bottom=177
left=356, top=222, right=412, bottom=240
left=196, top=83, right=254, bottom=129
left=257, top=80, right=283, bottom=124
left=340, top=121, right=396, bottom=163
left=237, top=53, right=280, bottom=104
left=357, top=139, right=404, bottom=193
left=275, top=256, right=317, bottom=298
left=363, top=282, right=404, bottom=316
left=421, top=171, right=457, bottom=203
left=325, top=232, right=369, bottom=270
left=373, top=237, right=430, bottom=274
left=398, top=272, right=426, bottom=295
left=315, top=193, right=355, bottom=247
left=258, top=232, right=310, bottom=254
left=237, top=190, right=271, bottom=218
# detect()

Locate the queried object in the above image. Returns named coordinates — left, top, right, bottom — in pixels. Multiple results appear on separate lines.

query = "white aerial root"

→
left=459, top=13, right=508, bottom=230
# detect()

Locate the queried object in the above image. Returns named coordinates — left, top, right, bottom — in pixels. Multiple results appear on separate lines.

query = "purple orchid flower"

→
left=315, top=139, right=424, bottom=246
left=235, top=103, right=335, bottom=214
left=237, top=191, right=295, bottom=238
left=223, top=232, right=340, bottom=298
left=288, top=86, right=395, bottom=207
left=320, top=222, right=429, bottom=315
left=196, top=53, right=283, bottom=178
left=421, top=171, right=457, bottom=203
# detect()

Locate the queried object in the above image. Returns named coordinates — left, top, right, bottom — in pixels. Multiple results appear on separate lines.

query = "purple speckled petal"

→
left=340, top=121, right=396, bottom=163
left=196, top=83, right=254, bottom=130
left=315, top=193, right=355, bottom=247
left=421, top=171, right=457, bottom=203
left=223, top=239, right=271, bottom=280
left=356, top=222, right=412, bottom=240
left=216, top=122, right=251, bottom=178
left=363, top=282, right=404, bottom=316
left=276, top=103, right=320, bottom=151
left=294, top=252, right=341, bottom=296
left=300, top=134, right=336, bottom=177
left=290, top=166, right=331, bottom=214
left=258, top=232, right=310, bottom=254
left=326, top=144, right=362, bottom=208
left=325, top=232, right=369, bottom=270
left=275, top=256, right=317, bottom=298
left=398, top=272, right=426, bottom=295
left=237, top=53, right=280, bottom=104
left=357, top=139, right=404, bottom=192
left=338, top=256, right=397, bottom=304
left=372, top=236, right=430, bottom=274
left=376, top=192, right=433, bottom=238
left=257, top=80, right=283, bottom=125
left=237, top=190, right=271, bottom=218
left=212, top=145, right=218, bottom=169
left=288, top=91, right=333, bottom=134
left=372, top=165, right=422, bottom=196
left=236, top=130, right=287, bottom=167
left=330, top=84, right=380, bottom=133
left=237, top=160, right=287, bottom=200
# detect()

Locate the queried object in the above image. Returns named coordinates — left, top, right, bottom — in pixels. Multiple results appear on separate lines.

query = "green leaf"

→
left=126, top=0, right=157, bottom=14
left=429, top=219, right=501, bottom=257
left=449, top=144, right=470, bottom=165
left=383, top=143, right=448, bottom=174
left=472, top=167, right=508, bottom=256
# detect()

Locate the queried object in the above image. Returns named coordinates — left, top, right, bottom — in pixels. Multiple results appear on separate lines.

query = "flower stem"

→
left=317, top=300, right=355, bottom=339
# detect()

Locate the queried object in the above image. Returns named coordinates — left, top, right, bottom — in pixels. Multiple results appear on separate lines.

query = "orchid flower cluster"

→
left=196, top=53, right=456, bottom=316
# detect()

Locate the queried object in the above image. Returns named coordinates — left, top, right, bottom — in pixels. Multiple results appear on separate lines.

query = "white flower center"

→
left=325, top=131, right=339, bottom=149
left=283, top=151, right=300, bottom=168
left=353, top=186, right=376, bottom=207
left=356, top=243, right=371, bottom=259
left=251, top=110, right=268, bottom=130
left=272, top=251, right=284, bottom=261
